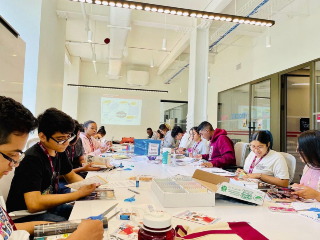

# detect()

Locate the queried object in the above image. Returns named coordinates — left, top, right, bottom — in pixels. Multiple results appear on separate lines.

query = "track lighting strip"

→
left=68, top=84, right=169, bottom=93
left=69, top=0, right=275, bottom=27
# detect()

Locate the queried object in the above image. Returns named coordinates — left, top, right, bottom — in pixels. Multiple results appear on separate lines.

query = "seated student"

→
left=156, top=130, right=164, bottom=141
left=0, top=96, right=103, bottom=239
left=147, top=128, right=158, bottom=140
left=171, top=126, right=194, bottom=154
left=80, top=120, right=110, bottom=158
left=7, top=108, right=97, bottom=223
left=189, top=127, right=208, bottom=156
left=59, top=120, right=101, bottom=194
left=236, top=131, right=289, bottom=187
left=159, top=124, right=175, bottom=148
left=195, top=121, right=236, bottom=168
left=291, top=130, right=320, bottom=201
left=94, top=126, right=106, bottom=141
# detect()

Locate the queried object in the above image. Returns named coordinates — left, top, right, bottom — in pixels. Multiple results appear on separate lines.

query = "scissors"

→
left=87, top=203, right=119, bottom=220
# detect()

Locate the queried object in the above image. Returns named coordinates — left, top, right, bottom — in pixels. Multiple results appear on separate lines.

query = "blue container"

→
left=134, top=139, right=161, bottom=156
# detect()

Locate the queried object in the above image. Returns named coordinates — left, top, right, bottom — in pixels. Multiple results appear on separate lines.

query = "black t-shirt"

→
left=6, top=144, right=72, bottom=213
left=65, top=139, right=84, bottom=169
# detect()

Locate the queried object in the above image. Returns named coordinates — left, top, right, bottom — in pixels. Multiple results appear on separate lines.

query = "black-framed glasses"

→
left=0, top=151, right=25, bottom=166
left=50, top=134, right=76, bottom=145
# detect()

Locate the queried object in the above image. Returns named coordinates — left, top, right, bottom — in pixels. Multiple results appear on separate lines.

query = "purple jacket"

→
left=202, top=128, right=236, bottom=168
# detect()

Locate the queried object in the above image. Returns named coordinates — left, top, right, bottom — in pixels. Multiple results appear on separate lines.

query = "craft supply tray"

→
left=151, top=177, right=216, bottom=207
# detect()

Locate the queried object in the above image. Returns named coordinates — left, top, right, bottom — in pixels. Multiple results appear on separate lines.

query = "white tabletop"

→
left=69, top=160, right=320, bottom=240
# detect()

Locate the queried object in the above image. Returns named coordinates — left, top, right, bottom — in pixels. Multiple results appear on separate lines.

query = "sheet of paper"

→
left=198, top=167, right=236, bottom=177
left=111, top=221, right=139, bottom=240
left=174, top=210, right=221, bottom=225
left=167, top=168, right=191, bottom=177
left=148, top=143, right=159, bottom=156
left=66, top=176, right=107, bottom=190
left=291, top=201, right=320, bottom=211
left=101, top=180, right=136, bottom=188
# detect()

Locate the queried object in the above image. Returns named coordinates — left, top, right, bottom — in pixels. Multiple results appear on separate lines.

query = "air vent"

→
left=236, top=63, right=241, bottom=70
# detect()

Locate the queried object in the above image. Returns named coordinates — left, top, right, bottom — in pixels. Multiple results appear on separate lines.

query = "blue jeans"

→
left=14, top=203, right=74, bottom=223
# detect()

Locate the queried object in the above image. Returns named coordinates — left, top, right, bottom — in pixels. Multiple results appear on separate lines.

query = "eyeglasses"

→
left=0, top=151, right=25, bottom=166
left=249, top=144, right=266, bottom=150
left=50, top=134, right=76, bottom=145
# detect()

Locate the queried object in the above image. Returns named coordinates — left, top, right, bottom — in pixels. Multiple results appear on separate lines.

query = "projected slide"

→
left=101, top=97, right=142, bottom=125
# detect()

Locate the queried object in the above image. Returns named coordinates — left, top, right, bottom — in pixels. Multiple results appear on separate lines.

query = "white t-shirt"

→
left=190, top=140, right=208, bottom=155
left=243, top=150, right=289, bottom=179
left=178, top=133, right=193, bottom=149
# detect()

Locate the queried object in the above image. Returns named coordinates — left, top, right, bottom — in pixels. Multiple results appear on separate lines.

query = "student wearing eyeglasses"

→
left=7, top=108, right=97, bottom=223
left=236, top=131, right=289, bottom=187
left=59, top=120, right=101, bottom=194
left=0, top=97, right=103, bottom=239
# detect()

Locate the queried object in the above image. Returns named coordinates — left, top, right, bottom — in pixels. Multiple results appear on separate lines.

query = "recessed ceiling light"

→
left=12, top=54, right=17, bottom=57
left=1, top=80, right=5, bottom=82
left=123, top=3, right=129, bottom=8
left=145, top=6, right=151, bottom=11
left=130, top=4, right=136, bottom=9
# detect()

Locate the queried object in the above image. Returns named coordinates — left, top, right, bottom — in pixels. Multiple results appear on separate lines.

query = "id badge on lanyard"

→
left=38, top=142, right=59, bottom=193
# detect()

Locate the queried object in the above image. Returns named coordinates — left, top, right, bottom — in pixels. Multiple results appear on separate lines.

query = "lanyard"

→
left=248, top=150, right=269, bottom=174
left=66, top=146, right=75, bottom=162
left=38, top=142, right=59, bottom=193
left=84, top=135, right=95, bottom=152
left=192, top=141, right=201, bottom=153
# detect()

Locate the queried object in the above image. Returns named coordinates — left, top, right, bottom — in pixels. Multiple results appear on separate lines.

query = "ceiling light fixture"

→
left=150, top=58, right=155, bottom=68
left=92, top=53, right=96, bottom=62
left=266, top=35, right=271, bottom=47
left=72, top=0, right=275, bottom=27
left=190, top=13, right=197, bottom=17
left=292, top=83, right=309, bottom=86
left=87, top=30, right=93, bottom=42
left=162, top=38, right=167, bottom=50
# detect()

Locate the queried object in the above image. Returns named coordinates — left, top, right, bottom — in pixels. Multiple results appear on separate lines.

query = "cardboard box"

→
left=152, top=169, right=265, bottom=208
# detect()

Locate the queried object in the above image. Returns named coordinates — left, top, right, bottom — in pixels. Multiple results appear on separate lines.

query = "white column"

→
left=187, top=20, right=209, bottom=131
left=62, top=56, right=80, bottom=119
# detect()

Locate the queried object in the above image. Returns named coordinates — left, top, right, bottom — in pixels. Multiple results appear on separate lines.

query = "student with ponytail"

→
left=237, top=130, right=289, bottom=187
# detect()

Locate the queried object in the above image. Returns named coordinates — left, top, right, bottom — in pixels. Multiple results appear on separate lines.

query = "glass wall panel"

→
left=217, top=84, right=250, bottom=143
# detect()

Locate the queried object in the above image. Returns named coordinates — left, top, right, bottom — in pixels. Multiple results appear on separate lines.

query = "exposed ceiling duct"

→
left=107, top=7, right=132, bottom=80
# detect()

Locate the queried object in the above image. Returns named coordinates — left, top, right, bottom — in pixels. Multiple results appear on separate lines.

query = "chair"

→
left=26, top=137, right=40, bottom=149
left=279, top=152, right=296, bottom=184
left=0, top=169, right=46, bottom=219
left=234, top=142, right=250, bottom=167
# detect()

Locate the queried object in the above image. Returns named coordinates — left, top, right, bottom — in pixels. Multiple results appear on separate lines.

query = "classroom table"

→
left=69, top=159, right=320, bottom=240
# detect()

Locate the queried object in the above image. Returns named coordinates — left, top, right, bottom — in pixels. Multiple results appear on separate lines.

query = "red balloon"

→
left=104, top=38, right=110, bottom=44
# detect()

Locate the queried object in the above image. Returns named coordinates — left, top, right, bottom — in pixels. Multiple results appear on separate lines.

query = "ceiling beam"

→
left=157, top=32, right=190, bottom=76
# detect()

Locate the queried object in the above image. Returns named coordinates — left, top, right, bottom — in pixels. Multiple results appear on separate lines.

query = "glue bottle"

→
left=136, top=175, right=140, bottom=188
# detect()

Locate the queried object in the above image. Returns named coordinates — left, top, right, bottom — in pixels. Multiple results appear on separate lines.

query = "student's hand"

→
left=100, top=145, right=109, bottom=153
left=201, top=162, right=213, bottom=168
left=71, top=219, right=104, bottom=240
left=106, top=141, right=113, bottom=147
left=194, top=154, right=202, bottom=159
left=189, top=153, right=193, bottom=158
left=291, top=186, right=320, bottom=200
left=83, top=163, right=101, bottom=172
left=77, top=184, right=96, bottom=198
left=243, top=173, right=260, bottom=179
